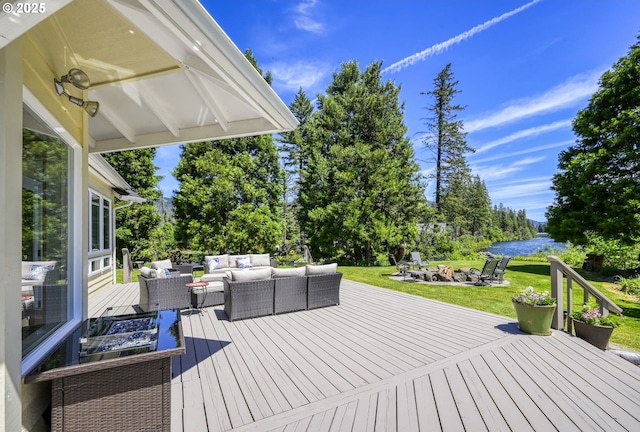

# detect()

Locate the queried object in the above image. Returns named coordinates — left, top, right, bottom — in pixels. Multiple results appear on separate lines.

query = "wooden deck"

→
left=89, top=280, right=640, bottom=431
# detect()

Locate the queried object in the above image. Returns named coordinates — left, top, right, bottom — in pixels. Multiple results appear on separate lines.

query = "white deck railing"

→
left=547, top=255, right=623, bottom=331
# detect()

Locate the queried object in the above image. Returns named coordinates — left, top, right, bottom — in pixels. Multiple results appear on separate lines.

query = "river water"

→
left=487, top=235, right=566, bottom=257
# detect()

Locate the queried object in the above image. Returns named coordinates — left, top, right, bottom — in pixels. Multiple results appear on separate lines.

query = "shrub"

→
left=614, top=275, right=640, bottom=298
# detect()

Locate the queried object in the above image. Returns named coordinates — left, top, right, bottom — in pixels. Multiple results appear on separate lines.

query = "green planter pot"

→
left=572, top=319, right=614, bottom=350
left=513, top=302, right=556, bottom=336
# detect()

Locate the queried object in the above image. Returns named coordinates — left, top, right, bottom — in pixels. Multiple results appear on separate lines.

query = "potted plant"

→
left=570, top=304, right=623, bottom=350
left=512, top=286, right=557, bottom=336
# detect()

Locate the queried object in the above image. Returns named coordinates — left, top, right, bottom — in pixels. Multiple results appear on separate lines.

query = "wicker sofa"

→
left=200, top=253, right=277, bottom=283
left=224, top=264, right=342, bottom=321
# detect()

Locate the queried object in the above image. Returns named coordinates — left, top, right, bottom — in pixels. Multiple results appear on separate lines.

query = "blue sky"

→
left=155, top=0, right=640, bottom=222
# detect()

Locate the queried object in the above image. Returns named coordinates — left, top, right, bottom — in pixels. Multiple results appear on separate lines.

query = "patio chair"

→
left=410, top=251, right=428, bottom=270
left=138, top=274, right=193, bottom=311
left=493, top=256, right=512, bottom=284
left=469, top=258, right=500, bottom=285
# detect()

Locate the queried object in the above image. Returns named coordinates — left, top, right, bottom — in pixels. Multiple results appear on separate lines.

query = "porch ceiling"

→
left=25, top=0, right=298, bottom=152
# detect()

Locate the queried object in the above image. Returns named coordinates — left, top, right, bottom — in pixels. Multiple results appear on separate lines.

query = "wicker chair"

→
left=307, top=272, right=342, bottom=309
left=223, top=278, right=275, bottom=321
left=274, top=276, right=308, bottom=314
left=138, top=274, right=193, bottom=311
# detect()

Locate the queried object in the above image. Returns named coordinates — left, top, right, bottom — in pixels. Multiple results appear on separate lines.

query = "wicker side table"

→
left=25, top=308, right=185, bottom=432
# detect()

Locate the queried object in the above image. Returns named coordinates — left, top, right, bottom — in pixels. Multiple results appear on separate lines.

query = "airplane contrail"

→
left=382, top=0, right=542, bottom=74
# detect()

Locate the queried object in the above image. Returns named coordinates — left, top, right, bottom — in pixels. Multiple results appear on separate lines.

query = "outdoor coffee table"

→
left=187, top=281, right=209, bottom=311
left=25, top=306, right=185, bottom=432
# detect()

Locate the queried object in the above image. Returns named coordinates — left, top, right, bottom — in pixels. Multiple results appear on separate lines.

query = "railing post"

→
left=549, top=258, right=564, bottom=330
left=566, top=276, right=573, bottom=332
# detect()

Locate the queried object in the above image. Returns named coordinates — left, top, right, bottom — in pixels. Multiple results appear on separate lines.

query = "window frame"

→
left=88, top=188, right=113, bottom=276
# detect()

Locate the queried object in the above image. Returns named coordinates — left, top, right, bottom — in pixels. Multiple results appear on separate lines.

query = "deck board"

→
left=89, top=280, right=640, bottom=431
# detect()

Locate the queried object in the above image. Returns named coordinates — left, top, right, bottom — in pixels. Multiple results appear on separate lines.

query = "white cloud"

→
left=473, top=119, right=572, bottom=154
left=472, top=139, right=573, bottom=164
left=465, top=70, right=602, bottom=132
left=382, top=0, right=541, bottom=74
left=293, top=0, right=325, bottom=34
left=491, top=180, right=552, bottom=200
left=269, top=60, right=331, bottom=92
left=472, top=156, right=545, bottom=181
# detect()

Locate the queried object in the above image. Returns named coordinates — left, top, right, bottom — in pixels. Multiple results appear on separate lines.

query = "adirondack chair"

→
left=389, top=254, right=410, bottom=279
left=493, top=256, right=512, bottom=284
left=410, top=251, right=428, bottom=270
left=469, top=258, right=500, bottom=285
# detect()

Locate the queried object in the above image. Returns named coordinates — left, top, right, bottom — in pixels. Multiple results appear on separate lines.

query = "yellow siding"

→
left=22, top=31, right=84, bottom=146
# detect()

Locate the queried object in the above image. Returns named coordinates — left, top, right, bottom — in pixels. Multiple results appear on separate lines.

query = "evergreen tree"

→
left=172, top=136, right=283, bottom=253
left=421, top=63, right=474, bottom=210
left=278, top=87, right=314, bottom=179
left=172, top=50, right=283, bottom=253
left=299, top=60, right=428, bottom=260
left=103, top=149, right=162, bottom=261
left=277, top=88, right=314, bottom=247
left=547, top=35, right=640, bottom=245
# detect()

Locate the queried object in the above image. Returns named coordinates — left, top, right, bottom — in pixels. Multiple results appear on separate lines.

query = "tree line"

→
left=107, top=51, right=541, bottom=263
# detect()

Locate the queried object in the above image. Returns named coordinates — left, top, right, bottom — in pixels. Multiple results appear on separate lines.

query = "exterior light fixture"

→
left=54, top=68, right=100, bottom=117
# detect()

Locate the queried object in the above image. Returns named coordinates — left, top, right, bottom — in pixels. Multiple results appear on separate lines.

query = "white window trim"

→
left=21, top=87, right=83, bottom=376
left=88, top=188, right=112, bottom=254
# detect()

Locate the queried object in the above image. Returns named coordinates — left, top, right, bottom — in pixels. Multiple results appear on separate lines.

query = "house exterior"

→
left=0, top=1, right=298, bottom=430
left=87, top=153, right=146, bottom=294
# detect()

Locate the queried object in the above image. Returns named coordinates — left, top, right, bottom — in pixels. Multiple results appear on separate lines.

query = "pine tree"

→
left=299, top=60, right=427, bottom=260
left=102, top=149, right=162, bottom=261
left=421, top=63, right=474, bottom=211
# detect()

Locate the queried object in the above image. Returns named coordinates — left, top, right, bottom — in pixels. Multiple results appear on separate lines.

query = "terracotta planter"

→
left=513, top=302, right=556, bottom=336
left=572, top=318, right=614, bottom=350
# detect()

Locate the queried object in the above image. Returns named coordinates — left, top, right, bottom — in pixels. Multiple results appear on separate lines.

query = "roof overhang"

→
left=13, top=0, right=298, bottom=152
left=88, top=153, right=146, bottom=203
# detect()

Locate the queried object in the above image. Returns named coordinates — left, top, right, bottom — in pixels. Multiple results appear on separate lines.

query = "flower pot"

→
left=513, top=302, right=556, bottom=336
left=572, top=318, right=614, bottom=350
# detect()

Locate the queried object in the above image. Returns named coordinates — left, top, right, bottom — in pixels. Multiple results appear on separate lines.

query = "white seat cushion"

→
left=306, top=263, right=338, bottom=275
left=230, top=267, right=271, bottom=282
left=271, top=267, right=306, bottom=278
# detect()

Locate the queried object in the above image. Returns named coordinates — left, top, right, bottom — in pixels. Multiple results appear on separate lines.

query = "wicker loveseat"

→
left=224, top=264, right=342, bottom=321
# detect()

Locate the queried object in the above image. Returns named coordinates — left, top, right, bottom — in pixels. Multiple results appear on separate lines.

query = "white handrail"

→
left=547, top=255, right=622, bottom=331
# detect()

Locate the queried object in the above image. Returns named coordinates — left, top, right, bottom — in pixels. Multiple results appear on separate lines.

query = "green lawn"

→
left=339, top=259, right=640, bottom=352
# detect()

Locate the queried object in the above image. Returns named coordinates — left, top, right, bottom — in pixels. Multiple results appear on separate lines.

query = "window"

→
left=22, top=128, right=71, bottom=357
left=88, top=190, right=112, bottom=276
left=89, top=190, right=111, bottom=253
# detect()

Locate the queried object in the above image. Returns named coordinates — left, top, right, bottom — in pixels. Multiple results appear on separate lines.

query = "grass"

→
left=340, top=259, right=640, bottom=352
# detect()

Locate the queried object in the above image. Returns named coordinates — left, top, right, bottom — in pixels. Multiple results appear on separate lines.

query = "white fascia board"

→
left=88, top=153, right=133, bottom=191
